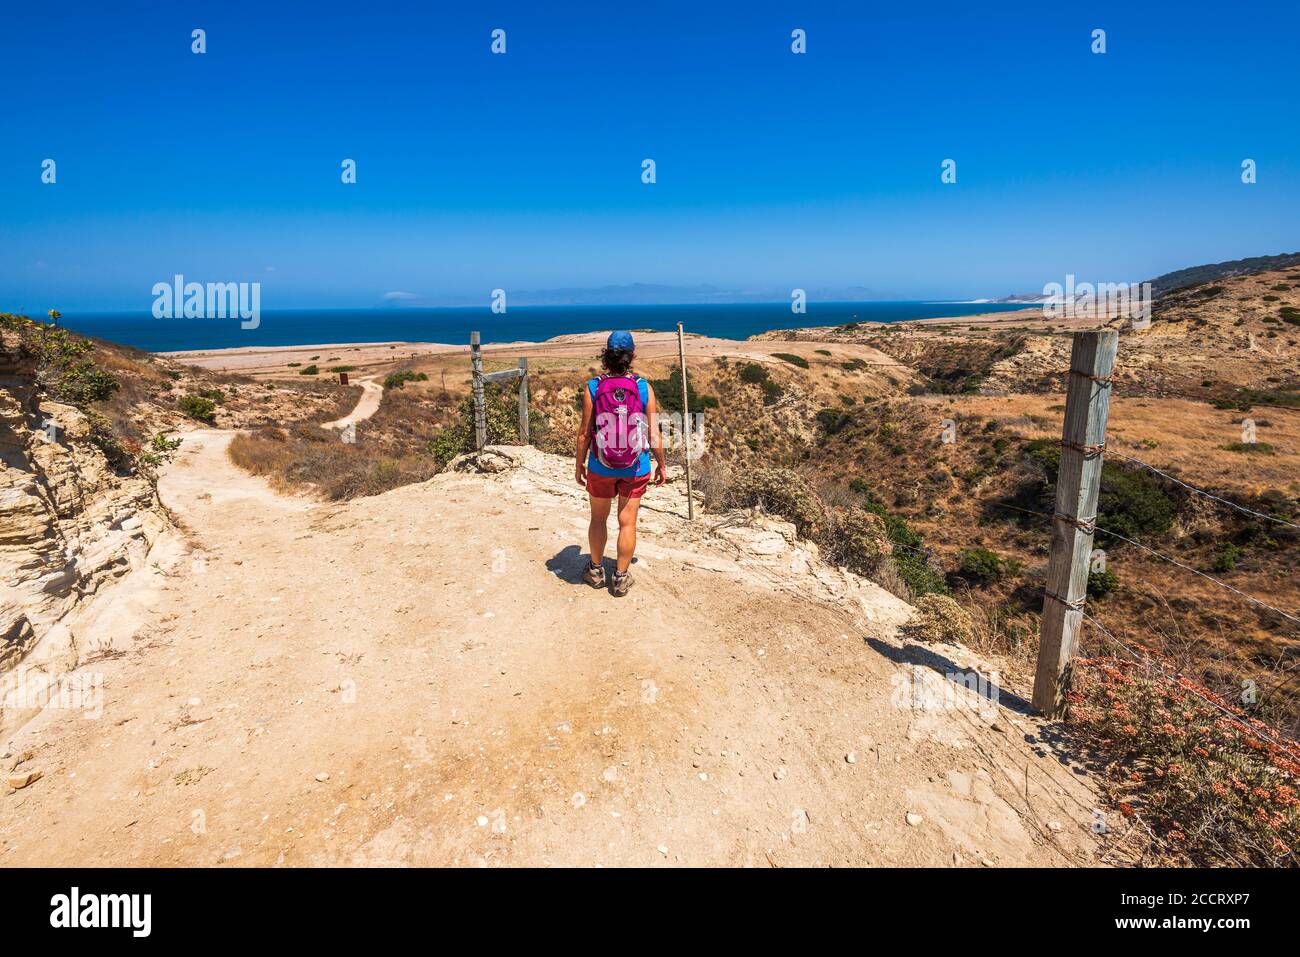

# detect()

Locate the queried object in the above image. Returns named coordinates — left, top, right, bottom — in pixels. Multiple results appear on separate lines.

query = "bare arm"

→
left=575, top=385, right=593, bottom=485
left=645, top=382, right=668, bottom=484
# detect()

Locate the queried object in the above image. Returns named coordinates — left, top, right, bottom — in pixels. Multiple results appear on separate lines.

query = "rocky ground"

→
left=1, top=322, right=357, bottom=741
left=0, top=420, right=1103, bottom=866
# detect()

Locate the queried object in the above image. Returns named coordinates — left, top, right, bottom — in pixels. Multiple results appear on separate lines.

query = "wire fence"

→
left=982, top=419, right=1300, bottom=748
left=1078, top=609, right=1300, bottom=757
left=987, top=499, right=1300, bottom=629
left=980, top=499, right=1300, bottom=752
left=1103, top=447, right=1300, bottom=532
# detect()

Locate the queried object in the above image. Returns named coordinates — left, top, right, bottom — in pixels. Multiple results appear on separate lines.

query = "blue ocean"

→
left=56, top=302, right=1036, bottom=353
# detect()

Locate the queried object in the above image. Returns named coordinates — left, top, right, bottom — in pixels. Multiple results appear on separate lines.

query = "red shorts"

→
left=586, top=470, right=650, bottom=499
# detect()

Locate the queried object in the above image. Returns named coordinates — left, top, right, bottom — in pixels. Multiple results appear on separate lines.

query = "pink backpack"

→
left=591, top=374, right=647, bottom=470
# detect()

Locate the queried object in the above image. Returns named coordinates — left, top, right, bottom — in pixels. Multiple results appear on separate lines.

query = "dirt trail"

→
left=322, top=378, right=383, bottom=430
left=0, top=425, right=1103, bottom=866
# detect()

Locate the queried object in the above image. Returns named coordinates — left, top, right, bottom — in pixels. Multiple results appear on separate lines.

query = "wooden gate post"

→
left=517, top=357, right=529, bottom=445
left=1032, top=329, right=1119, bottom=716
left=470, top=331, right=487, bottom=451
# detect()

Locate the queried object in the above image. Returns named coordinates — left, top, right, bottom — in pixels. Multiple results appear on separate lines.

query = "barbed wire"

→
left=974, top=497, right=1300, bottom=748
left=1104, top=447, right=1300, bottom=531
left=986, top=501, right=1300, bottom=629
left=1091, top=525, right=1300, bottom=628
left=1079, top=608, right=1300, bottom=754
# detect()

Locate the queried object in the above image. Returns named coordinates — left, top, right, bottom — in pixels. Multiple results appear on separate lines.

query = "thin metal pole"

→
left=517, top=357, right=529, bottom=445
left=676, top=321, right=694, bottom=520
left=470, top=331, right=487, bottom=451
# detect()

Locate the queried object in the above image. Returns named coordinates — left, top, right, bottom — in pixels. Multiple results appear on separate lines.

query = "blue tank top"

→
left=587, top=376, right=652, bottom=477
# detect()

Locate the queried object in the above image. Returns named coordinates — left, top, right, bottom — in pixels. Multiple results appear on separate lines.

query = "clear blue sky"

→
left=2, top=0, right=1296, bottom=311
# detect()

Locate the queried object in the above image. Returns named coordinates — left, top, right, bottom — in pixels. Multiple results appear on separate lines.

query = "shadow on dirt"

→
left=865, top=635, right=1033, bottom=716
left=547, top=545, right=639, bottom=585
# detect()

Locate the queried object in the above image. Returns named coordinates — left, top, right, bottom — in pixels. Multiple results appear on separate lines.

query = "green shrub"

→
left=429, top=385, right=536, bottom=466
left=1, top=315, right=120, bottom=406
left=738, top=362, right=769, bottom=385
left=139, top=432, right=183, bottom=469
left=772, top=352, right=809, bottom=369
left=177, top=394, right=217, bottom=423
left=848, top=477, right=876, bottom=499
left=863, top=500, right=948, bottom=598
left=383, top=370, right=429, bottom=390
left=1211, top=544, right=1241, bottom=572
left=298, top=365, right=319, bottom=375
left=328, top=365, right=358, bottom=373
left=760, top=379, right=784, bottom=405
left=198, top=387, right=225, bottom=404
left=1025, top=440, right=1177, bottom=539
left=1223, top=442, right=1276, bottom=455
left=1087, top=567, right=1119, bottom=597
left=814, top=349, right=832, bottom=356
left=150, top=432, right=182, bottom=453
left=957, top=547, right=1019, bottom=585
left=816, top=408, right=852, bottom=435
left=1213, top=388, right=1300, bottom=411
left=649, top=367, right=718, bottom=413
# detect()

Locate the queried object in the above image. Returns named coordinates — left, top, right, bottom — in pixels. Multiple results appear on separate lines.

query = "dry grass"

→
left=228, top=389, right=453, bottom=500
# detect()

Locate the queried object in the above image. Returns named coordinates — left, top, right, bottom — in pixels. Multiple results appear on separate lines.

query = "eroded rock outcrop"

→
left=1, top=329, right=166, bottom=687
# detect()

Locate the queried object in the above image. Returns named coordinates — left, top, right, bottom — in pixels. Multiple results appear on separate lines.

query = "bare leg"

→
left=588, top=495, right=612, bottom=567
left=615, top=495, right=642, bottom=573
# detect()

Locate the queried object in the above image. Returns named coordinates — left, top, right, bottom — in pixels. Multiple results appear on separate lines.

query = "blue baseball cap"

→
left=606, top=330, right=635, bottom=351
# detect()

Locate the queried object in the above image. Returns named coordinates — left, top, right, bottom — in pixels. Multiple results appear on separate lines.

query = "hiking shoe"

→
left=610, top=570, right=632, bottom=597
left=582, top=562, right=606, bottom=588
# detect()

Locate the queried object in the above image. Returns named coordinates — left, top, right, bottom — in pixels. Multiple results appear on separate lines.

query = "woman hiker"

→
left=574, top=331, right=668, bottom=596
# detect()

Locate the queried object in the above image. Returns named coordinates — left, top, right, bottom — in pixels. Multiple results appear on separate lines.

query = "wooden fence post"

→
left=676, top=321, right=694, bottom=520
left=470, top=331, right=487, bottom=451
left=1031, top=329, right=1119, bottom=716
left=517, top=357, right=529, bottom=445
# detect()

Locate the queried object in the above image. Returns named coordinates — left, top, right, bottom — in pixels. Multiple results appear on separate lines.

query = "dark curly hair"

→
left=600, top=346, right=635, bottom=376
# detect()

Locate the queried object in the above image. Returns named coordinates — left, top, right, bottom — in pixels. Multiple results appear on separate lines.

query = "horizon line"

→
left=45, top=299, right=1042, bottom=316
